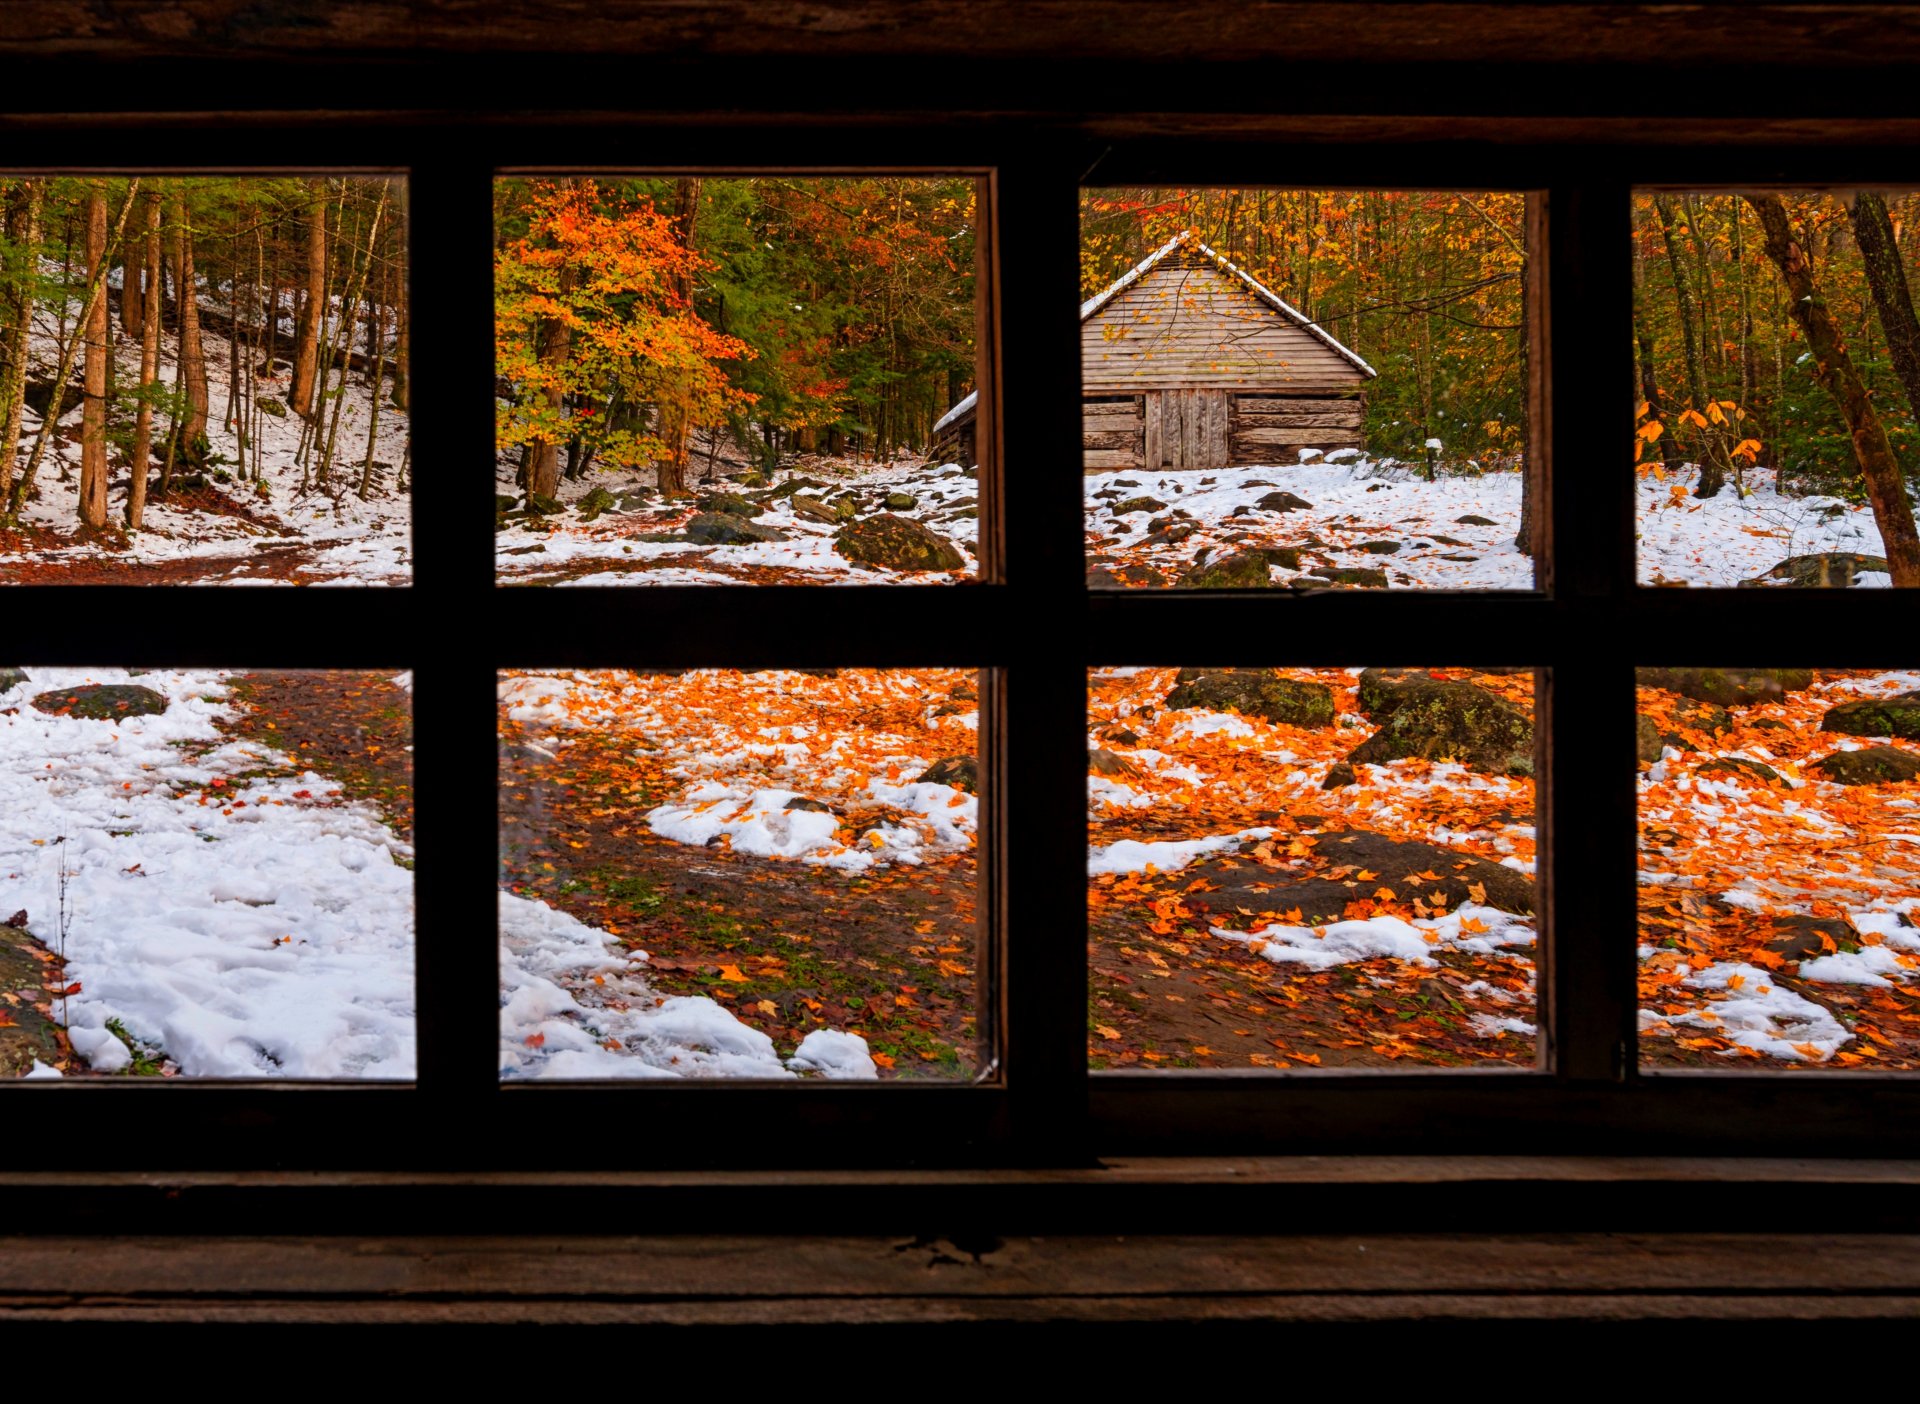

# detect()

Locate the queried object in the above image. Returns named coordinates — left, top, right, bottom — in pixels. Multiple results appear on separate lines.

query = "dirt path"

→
left=499, top=713, right=981, bottom=1078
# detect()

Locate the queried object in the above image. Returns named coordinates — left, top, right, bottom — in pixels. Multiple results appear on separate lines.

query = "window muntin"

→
left=0, top=174, right=411, bottom=586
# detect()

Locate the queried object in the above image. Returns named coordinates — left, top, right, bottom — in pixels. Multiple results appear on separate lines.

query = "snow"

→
left=1635, top=463, right=1892, bottom=587
left=498, top=891, right=872, bottom=1080
left=0, top=667, right=415, bottom=1078
left=1087, top=827, right=1274, bottom=876
left=6, top=254, right=410, bottom=585
left=1216, top=903, right=1535, bottom=972
left=931, top=390, right=976, bottom=436
left=1646, top=960, right=1853, bottom=1062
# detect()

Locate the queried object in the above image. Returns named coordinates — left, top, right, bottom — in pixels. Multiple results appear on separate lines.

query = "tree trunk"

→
left=0, top=179, right=43, bottom=522
left=527, top=256, right=574, bottom=501
left=653, top=175, right=703, bottom=498
left=359, top=255, right=391, bottom=500
left=1632, top=235, right=1685, bottom=471
left=390, top=291, right=409, bottom=410
left=174, top=190, right=209, bottom=454
left=1848, top=191, right=1920, bottom=420
left=1748, top=192, right=1920, bottom=587
left=128, top=194, right=161, bottom=528
left=79, top=185, right=110, bottom=529
left=119, top=228, right=144, bottom=340
left=1652, top=194, right=1724, bottom=497
left=289, top=179, right=325, bottom=418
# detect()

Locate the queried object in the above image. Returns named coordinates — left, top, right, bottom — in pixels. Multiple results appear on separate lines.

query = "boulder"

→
left=696, top=492, right=762, bottom=519
left=1183, top=829, right=1535, bottom=924
left=1812, top=746, right=1920, bottom=785
left=576, top=486, right=618, bottom=521
left=789, top=494, right=841, bottom=524
left=1110, top=496, right=1167, bottom=515
left=1164, top=669, right=1335, bottom=729
left=1764, top=914, right=1858, bottom=961
left=1636, top=714, right=1666, bottom=764
left=1087, top=562, right=1167, bottom=588
left=684, top=512, right=790, bottom=545
left=783, top=797, right=837, bottom=814
left=757, top=477, right=829, bottom=501
left=1322, top=761, right=1356, bottom=790
left=1177, top=551, right=1276, bottom=589
left=1346, top=676, right=1533, bottom=776
left=0, top=668, right=28, bottom=692
left=256, top=396, right=288, bottom=418
left=1821, top=690, right=1920, bottom=741
left=1740, top=553, right=1890, bottom=588
left=1254, top=491, right=1314, bottom=512
left=1088, top=748, right=1139, bottom=778
left=1694, top=756, right=1782, bottom=786
left=833, top=515, right=966, bottom=571
left=30, top=684, right=169, bottom=720
left=1455, top=514, right=1498, bottom=526
left=1144, top=515, right=1197, bottom=545
left=1301, top=566, right=1388, bottom=588
left=523, top=491, right=564, bottom=516
left=1635, top=667, right=1813, bottom=707
left=884, top=491, right=918, bottom=510
left=916, top=756, right=978, bottom=792
left=1356, top=540, right=1402, bottom=554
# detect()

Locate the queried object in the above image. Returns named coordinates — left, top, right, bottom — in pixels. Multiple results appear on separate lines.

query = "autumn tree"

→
left=78, top=183, right=109, bottom=528
left=289, top=179, right=324, bottom=419
left=127, top=190, right=161, bottom=529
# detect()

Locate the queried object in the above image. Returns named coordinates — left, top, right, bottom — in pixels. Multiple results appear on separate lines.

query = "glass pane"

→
left=1637, top=666, right=1920, bottom=1068
left=1632, top=190, right=1916, bottom=589
left=1, top=666, right=415, bottom=1079
left=499, top=667, right=983, bottom=1079
left=493, top=176, right=982, bottom=586
left=1088, top=665, right=1540, bottom=1069
left=1080, top=188, right=1535, bottom=591
left=1, top=175, right=411, bottom=585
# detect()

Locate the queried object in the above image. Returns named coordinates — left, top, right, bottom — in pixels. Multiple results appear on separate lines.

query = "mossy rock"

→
left=884, top=491, right=918, bottom=510
left=1695, top=756, right=1782, bottom=786
left=1668, top=698, right=1733, bottom=740
left=1635, top=667, right=1813, bottom=707
left=1184, top=829, right=1535, bottom=922
left=832, top=514, right=966, bottom=572
left=1255, top=491, right=1313, bottom=512
left=1456, top=514, right=1498, bottom=526
left=1636, top=714, right=1666, bottom=764
left=1740, top=552, right=1890, bottom=588
left=916, top=756, right=977, bottom=792
left=757, top=477, right=829, bottom=501
left=1300, top=566, right=1389, bottom=588
left=1821, top=690, right=1920, bottom=741
left=1087, top=562, right=1166, bottom=588
left=684, top=512, right=789, bottom=545
left=789, top=494, right=841, bottom=524
left=30, top=683, right=168, bottom=720
left=1110, top=495, right=1167, bottom=515
left=1356, top=540, right=1402, bottom=555
left=1177, top=551, right=1276, bottom=589
left=576, top=486, right=618, bottom=521
left=0, top=667, right=28, bottom=692
left=696, top=492, right=762, bottom=519
left=1164, top=669, right=1335, bottom=729
left=523, top=491, right=564, bottom=516
left=495, top=494, right=519, bottom=514
left=1346, top=677, right=1533, bottom=775
left=1812, top=746, right=1920, bottom=786
left=832, top=497, right=859, bottom=522
left=256, top=396, right=288, bottom=418
left=0, top=925, right=65, bottom=1078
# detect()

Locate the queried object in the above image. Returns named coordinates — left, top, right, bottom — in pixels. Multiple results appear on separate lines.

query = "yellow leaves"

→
left=1356, top=869, right=1379, bottom=882
left=1095, top=1024, right=1122, bottom=1041
left=1457, top=916, right=1491, bottom=935
left=1636, top=419, right=1665, bottom=442
left=716, top=963, right=749, bottom=983
left=1466, top=881, right=1487, bottom=905
left=1374, top=886, right=1397, bottom=901
left=754, top=999, right=777, bottom=1015
left=870, top=1051, right=897, bottom=1069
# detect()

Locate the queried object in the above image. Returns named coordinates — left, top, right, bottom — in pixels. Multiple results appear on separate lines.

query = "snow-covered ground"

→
left=4, top=259, right=410, bottom=585
left=0, top=667, right=414, bottom=1078
left=1635, top=463, right=1891, bottom=587
left=494, top=455, right=978, bottom=585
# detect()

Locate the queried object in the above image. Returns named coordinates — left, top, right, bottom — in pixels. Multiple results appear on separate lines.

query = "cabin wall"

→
left=1082, top=388, right=1366, bottom=472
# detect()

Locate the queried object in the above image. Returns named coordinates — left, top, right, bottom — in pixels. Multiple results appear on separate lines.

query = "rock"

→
left=950, top=683, right=978, bottom=701
left=757, top=477, right=829, bottom=501
left=24, top=377, right=83, bottom=419
left=1253, top=491, right=1314, bottom=513
left=1438, top=554, right=1480, bottom=563
left=1668, top=698, right=1733, bottom=739
left=696, top=492, right=762, bottom=519
left=684, top=511, right=790, bottom=545
left=916, top=756, right=978, bottom=792
left=1740, top=552, right=1890, bottom=588
left=789, top=494, right=841, bottom=524
left=1635, top=667, right=1813, bottom=707
left=1821, top=690, right=1920, bottom=740
left=1356, top=540, right=1402, bottom=554
left=1144, top=515, right=1197, bottom=545
left=523, top=491, right=564, bottom=516
left=945, top=506, right=978, bottom=520
left=576, top=486, right=618, bottom=521
left=830, top=496, right=860, bottom=522
left=1764, top=914, right=1858, bottom=961
left=1322, top=761, right=1356, bottom=790
left=1177, top=551, right=1276, bottom=589
left=615, top=491, right=656, bottom=511
left=885, top=491, right=918, bottom=510
left=0, top=668, right=28, bottom=692
left=256, top=396, right=288, bottom=418
left=1694, top=757, right=1782, bottom=785
left=1110, top=495, right=1167, bottom=515
left=1346, top=676, right=1533, bottom=776
left=1636, top=714, right=1666, bottom=764
left=1088, top=748, right=1139, bottom=777
left=1087, top=562, right=1166, bottom=588
left=1750, top=718, right=1792, bottom=731
left=1300, top=566, right=1388, bottom=588
left=0, top=924, right=68, bottom=1078
left=1164, top=669, right=1335, bottom=729
left=1425, top=534, right=1469, bottom=547
left=833, top=514, right=966, bottom=571
left=30, top=684, right=168, bottom=720
left=1184, top=830, right=1535, bottom=923
left=1813, top=746, right=1920, bottom=785
left=1102, top=727, right=1140, bottom=746
left=1242, top=480, right=1277, bottom=488
left=783, top=797, right=837, bottom=814
left=1455, top=514, right=1498, bottom=526
left=495, top=494, right=519, bottom=514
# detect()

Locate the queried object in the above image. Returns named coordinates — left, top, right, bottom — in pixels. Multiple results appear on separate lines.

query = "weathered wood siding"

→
left=1229, top=390, right=1366, bottom=465
left=1082, top=396, right=1144, bottom=470
left=1083, top=255, right=1370, bottom=395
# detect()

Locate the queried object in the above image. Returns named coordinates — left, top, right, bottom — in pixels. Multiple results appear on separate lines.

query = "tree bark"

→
left=0, top=179, right=43, bottom=521
left=174, top=189, right=209, bottom=453
left=653, top=175, right=703, bottom=498
left=289, top=179, right=325, bottom=418
left=1632, top=234, right=1684, bottom=471
left=128, top=192, right=161, bottom=528
left=527, top=260, right=573, bottom=501
left=119, top=227, right=144, bottom=340
left=1748, top=192, right=1920, bottom=587
left=1847, top=191, right=1920, bottom=420
left=79, top=184, right=109, bottom=529
left=1652, top=194, right=1724, bottom=497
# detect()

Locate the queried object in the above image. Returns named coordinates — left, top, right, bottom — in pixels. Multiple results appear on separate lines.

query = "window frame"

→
left=8, top=112, right=1920, bottom=1170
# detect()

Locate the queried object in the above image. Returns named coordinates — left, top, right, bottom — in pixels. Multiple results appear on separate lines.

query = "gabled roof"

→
left=1081, top=229, right=1378, bottom=378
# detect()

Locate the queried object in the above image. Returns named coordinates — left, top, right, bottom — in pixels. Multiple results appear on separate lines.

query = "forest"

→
left=0, top=175, right=410, bottom=585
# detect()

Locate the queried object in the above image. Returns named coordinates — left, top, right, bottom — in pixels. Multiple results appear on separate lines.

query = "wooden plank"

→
left=1236, top=409, right=1364, bottom=429
left=1206, top=389, right=1229, bottom=465
left=1081, top=429, right=1141, bottom=451
left=1143, top=392, right=1162, bottom=469
left=1082, top=448, right=1140, bottom=469
left=1235, top=426, right=1366, bottom=447
left=1236, top=392, right=1366, bottom=410
left=1162, top=389, right=1184, bottom=469
left=1081, top=399, right=1143, bottom=421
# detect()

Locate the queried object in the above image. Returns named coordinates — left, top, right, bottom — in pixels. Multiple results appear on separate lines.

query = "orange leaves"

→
left=716, top=964, right=750, bottom=983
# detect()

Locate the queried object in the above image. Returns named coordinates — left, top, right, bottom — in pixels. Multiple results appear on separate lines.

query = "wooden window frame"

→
left=7, top=110, right=1920, bottom=1173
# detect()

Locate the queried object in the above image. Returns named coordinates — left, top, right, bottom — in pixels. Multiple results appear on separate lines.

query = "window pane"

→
left=1, top=667, right=415, bottom=1079
left=1080, top=188, right=1536, bottom=591
left=499, top=668, right=982, bottom=1079
left=1088, top=666, right=1540, bottom=1069
left=494, top=177, right=982, bottom=586
left=0, top=175, right=411, bottom=586
left=1637, top=666, right=1920, bottom=1068
left=1632, top=190, right=1916, bottom=589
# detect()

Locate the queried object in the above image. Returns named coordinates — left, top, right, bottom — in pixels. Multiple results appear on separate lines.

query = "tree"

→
left=119, top=215, right=144, bottom=340
left=1847, top=191, right=1920, bottom=422
left=1652, top=194, right=1726, bottom=497
left=127, top=191, right=161, bottom=529
left=653, top=176, right=703, bottom=498
left=1747, top=192, right=1920, bottom=587
left=78, top=183, right=109, bottom=528
left=0, top=179, right=42, bottom=522
left=289, top=179, right=324, bottom=419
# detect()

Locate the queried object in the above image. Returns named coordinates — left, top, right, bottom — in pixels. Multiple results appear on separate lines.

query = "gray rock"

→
left=1813, top=746, right=1920, bottom=785
left=684, top=512, right=790, bottom=545
left=832, top=514, right=966, bottom=571
left=30, top=684, right=169, bottom=720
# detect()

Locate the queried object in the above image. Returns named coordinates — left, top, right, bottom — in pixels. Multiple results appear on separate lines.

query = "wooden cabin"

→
left=930, top=230, right=1376, bottom=472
